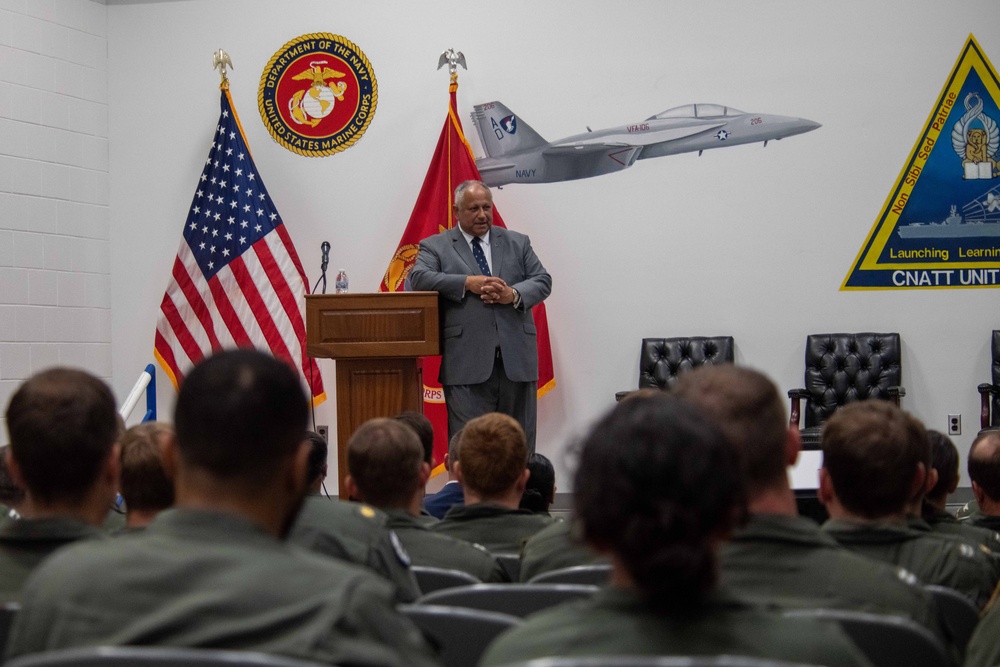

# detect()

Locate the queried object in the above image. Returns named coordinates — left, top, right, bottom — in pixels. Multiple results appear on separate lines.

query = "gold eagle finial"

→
left=213, top=49, right=234, bottom=90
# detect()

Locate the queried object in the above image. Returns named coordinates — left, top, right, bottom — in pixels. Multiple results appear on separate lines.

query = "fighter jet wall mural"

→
left=471, top=101, right=821, bottom=187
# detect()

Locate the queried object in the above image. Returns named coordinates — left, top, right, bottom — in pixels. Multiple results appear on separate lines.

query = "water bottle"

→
left=335, top=269, right=349, bottom=294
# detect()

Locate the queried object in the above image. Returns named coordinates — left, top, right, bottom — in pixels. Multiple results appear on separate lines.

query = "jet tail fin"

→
left=471, top=101, right=547, bottom=158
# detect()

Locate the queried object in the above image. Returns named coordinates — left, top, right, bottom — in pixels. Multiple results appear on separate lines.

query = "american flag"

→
left=153, top=89, right=325, bottom=404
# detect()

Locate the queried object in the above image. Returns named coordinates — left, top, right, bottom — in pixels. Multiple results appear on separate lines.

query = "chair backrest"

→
left=416, top=583, right=599, bottom=618
left=494, top=657, right=824, bottom=667
left=638, top=337, right=735, bottom=389
left=802, top=332, right=901, bottom=428
left=0, top=602, right=20, bottom=659
left=784, top=608, right=949, bottom=667
left=991, top=330, right=1000, bottom=425
left=527, top=564, right=612, bottom=586
left=400, top=604, right=520, bottom=667
left=412, top=565, right=481, bottom=595
left=924, top=584, right=979, bottom=654
left=495, top=553, right=521, bottom=581
left=5, top=646, right=329, bottom=667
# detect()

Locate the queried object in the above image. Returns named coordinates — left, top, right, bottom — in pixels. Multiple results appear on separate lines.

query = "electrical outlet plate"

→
left=316, top=425, right=329, bottom=441
left=948, top=414, right=961, bottom=436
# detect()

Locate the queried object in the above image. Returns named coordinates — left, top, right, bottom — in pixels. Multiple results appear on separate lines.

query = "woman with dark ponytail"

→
left=481, top=393, right=872, bottom=666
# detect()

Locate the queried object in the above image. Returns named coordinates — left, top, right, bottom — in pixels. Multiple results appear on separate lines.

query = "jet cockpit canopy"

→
left=647, top=104, right=745, bottom=120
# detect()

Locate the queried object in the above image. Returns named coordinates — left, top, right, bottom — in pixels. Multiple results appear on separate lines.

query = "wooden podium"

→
left=305, top=292, right=439, bottom=498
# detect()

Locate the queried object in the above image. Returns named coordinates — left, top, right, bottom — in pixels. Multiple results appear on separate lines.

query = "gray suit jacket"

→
left=407, top=225, right=551, bottom=385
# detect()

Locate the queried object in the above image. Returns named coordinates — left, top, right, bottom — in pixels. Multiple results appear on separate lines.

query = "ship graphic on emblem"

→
left=288, top=61, right=348, bottom=127
left=898, top=186, right=1000, bottom=238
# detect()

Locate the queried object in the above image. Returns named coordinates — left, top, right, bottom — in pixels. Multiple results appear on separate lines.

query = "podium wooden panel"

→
left=306, top=292, right=439, bottom=498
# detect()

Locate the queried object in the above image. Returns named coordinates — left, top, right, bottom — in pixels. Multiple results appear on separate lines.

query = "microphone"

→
left=314, top=242, right=330, bottom=294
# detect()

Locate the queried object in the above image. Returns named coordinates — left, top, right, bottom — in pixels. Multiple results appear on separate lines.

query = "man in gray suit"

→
left=407, top=180, right=551, bottom=451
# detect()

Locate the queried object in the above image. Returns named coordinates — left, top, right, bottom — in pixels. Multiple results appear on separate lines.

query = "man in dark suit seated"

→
left=423, top=430, right=464, bottom=519
left=5, top=350, right=439, bottom=667
left=819, top=401, right=998, bottom=609
left=345, top=418, right=506, bottom=582
left=673, top=366, right=950, bottom=646
left=431, top=413, right=553, bottom=553
left=0, top=368, right=118, bottom=598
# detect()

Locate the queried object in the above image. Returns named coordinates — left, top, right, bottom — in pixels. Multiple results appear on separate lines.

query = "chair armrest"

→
left=788, top=389, right=808, bottom=430
left=615, top=390, right=635, bottom=402
left=887, top=386, right=905, bottom=405
left=980, top=384, right=999, bottom=430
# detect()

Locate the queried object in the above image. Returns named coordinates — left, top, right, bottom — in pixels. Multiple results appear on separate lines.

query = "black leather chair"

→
left=788, top=333, right=903, bottom=449
left=616, top=336, right=735, bottom=401
left=977, top=330, right=1000, bottom=430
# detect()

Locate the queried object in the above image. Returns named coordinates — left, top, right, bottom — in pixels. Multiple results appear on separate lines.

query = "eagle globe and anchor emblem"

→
left=288, top=61, right=348, bottom=128
left=258, top=33, right=378, bottom=158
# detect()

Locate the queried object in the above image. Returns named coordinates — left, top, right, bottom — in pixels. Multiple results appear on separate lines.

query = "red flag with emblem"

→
left=380, top=77, right=555, bottom=476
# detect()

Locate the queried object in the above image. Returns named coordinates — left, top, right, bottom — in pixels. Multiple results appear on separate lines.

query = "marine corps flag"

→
left=380, top=76, right=555, bottom=476
left=154, top=83, right=325, bottom=405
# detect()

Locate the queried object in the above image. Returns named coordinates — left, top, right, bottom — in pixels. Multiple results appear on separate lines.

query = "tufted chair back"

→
left=976, top=330, right=1000, bottom=430
left=638, top=336, right=735, bottom=390
left=798, top=332, right=902, bottom=428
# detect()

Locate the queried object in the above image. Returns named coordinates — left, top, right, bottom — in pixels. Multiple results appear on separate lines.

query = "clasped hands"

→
left=466, top=275, right=513, bottom=305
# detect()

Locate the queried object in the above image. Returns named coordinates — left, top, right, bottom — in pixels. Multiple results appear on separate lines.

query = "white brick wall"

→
left=0, top=0, right=109, bottom=437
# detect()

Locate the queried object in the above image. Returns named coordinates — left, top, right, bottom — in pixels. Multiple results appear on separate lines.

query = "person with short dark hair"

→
left=6, top=350, right=438, bottom=667
left=919, top=430, right=1000, bottom=552
left=674, top=366, right=949, bottom=647
left=519, top=453, right=555, bottom=514
left=481, top=393, right=871, bottom=667
left=0, top=368, right=119, bottom=597
left=394, top=411, right=434, bottom=466
left=288, top=431, right=422, bottom=603
left=432, top=413, right=553, bottom=553
left=820, top=401, right=998, bottom=608
left=0, top=446, right=25, bottom=520
left=346, top=418, right=506, bottom=582
left=119, top=422, right=175, bottom=530
left=966, top=430, right=1000, bottom=532
left=422, top=429, right=464, bottom=519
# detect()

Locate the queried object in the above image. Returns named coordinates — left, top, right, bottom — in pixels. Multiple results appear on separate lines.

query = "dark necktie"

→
left=472, top=237, right=491, bottom=276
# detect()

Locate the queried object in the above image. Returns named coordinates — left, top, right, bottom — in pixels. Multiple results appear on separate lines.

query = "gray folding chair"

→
left=5, top=646, right=331, bottom=667
left=412, top=565, right=481, bottom=595
left=495, top=553, right=521, bottom=581
left=784, top=608, right=950, bottom=667
left=416, top=583, right=598, bottom=618
left=493, top=657, right=822, bottom=667
left=0, top=602, right=19, bottom=658
left=527, top=564, right=612, bottom=586
left=400, top=603, right=520, bottom=667
left=925, top=584, right=979, bottom=654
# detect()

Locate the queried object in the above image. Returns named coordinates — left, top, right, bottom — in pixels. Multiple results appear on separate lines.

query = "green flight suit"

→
left=923, top=505, right=1000, bottom=554
left=519, top=519, right=606, bottom=582
left=480, top=587, right=873, bottom=667
left=721, top=514, right=950, bottom=649
left=431, top=502, right=554, bottom=553
left=964, top=594, right=1000, bottom=667
left=288, top=495, right=420, bottom=602
left=823, top=518, right=998, bottom=608
left=0, top=516, right=104, bottom=601
left=968, top=508, right=1000, bottom=533
left=5, top=509, right=440, bottom=667
left=383, top=509, right=507, bottom=583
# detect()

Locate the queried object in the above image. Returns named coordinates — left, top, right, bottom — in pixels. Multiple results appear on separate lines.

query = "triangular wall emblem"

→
left=844, top=35, right=1000, bottom=290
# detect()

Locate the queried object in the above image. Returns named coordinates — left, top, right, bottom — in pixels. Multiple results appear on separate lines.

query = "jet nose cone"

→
left=799, top=118, right=822, bottom=132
